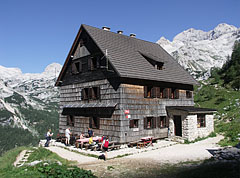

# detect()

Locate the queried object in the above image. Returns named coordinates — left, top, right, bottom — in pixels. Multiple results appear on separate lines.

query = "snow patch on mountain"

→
left=157, top=23, right=240, bottom=79
left=0, top=63, right=62, bottom=135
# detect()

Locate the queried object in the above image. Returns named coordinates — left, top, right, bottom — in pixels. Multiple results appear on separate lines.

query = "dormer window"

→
left=139, top=52, right=164, bottom=70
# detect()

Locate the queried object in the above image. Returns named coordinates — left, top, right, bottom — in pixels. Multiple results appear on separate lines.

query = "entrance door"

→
left=173, top=115, right=182, bottom=137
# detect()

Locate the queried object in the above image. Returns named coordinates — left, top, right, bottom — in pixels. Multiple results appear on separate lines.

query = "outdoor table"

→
left=76, top=136, right=101, bottom=144
left=141, top=136, right=153, bottom=146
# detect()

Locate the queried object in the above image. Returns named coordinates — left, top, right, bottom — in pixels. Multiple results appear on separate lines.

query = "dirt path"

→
left=46, top=135, right=223, bottom=177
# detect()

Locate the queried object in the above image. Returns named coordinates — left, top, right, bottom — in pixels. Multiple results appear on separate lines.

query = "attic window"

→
left=140, top=52, right=164, bottom=70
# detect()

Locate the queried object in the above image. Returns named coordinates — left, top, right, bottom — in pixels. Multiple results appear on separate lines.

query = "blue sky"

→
left=0, top=0, right=239, bottom=73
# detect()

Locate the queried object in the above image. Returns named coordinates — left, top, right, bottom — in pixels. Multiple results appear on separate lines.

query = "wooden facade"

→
left=59, top=78, right=194, bottom=143
left=56, top=24, right=214, bottom=143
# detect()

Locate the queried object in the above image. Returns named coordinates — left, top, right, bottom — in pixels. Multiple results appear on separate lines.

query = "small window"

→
left=186, top=90, right=192, bottom=98
left=197, top=114, right=206, bottom=128
left=144, top=117, right=156, bottom=129
left=159, top=116, right=167, bottom=128
left=90, top=117, right=100, bottom=129
left=81, top=87, right=100, bottom=100
left=144, top=86, right=153, bottom=98
left=67, top=115, right=75, bottom=127
left=88, top=57, right=100, bottom=71
left=129, top=119, right=139, bottom=128
left=171, top=88, right=179, bottom=99
left=72, top=61, right=82, bottom=74
left=162, top=88, right=170, bottom=98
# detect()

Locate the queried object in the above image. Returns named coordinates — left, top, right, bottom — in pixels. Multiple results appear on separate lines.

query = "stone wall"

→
left=168, top=110, right=214, bottom=141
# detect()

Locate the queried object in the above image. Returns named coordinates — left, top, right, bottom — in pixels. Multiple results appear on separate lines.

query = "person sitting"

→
left=89, top=136, right=95, bottom=146
left=45, top=129, right=53, bottom=147
left=80, top=132, right=84, bottom=139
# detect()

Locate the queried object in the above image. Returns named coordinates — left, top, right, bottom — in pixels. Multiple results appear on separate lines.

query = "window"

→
left=171, top=88, right=179, bottom=99
left=144, top=86, right=153, bottom=98
left=144, top=117, right=156, bottom=129
left=197, top=114, right=206, bottom=128
left=89, top=117, right=100, bottom=129
left=81, top=87, right=100, bottom=100
left=186, top=90, right=192, bottom=98
left=88, top=57, right=100, bottom=71
left=67, top=115, right=75, bottom=127
left=72, top=61, right=82, bottom=74
left=162, top=88, right=170, bottom=98
left=129, top=119, right=139, bottom=128
left=159, top=116, right=167, bottom=128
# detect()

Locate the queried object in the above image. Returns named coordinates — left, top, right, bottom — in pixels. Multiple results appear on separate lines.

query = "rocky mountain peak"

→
left=157, top=23, right=240, bottom=79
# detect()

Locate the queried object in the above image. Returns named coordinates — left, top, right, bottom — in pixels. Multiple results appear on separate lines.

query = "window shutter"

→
left=88, top=88, right=92, bottom=99
left=144, top=117, right=147, bottom=129
left=156, top=117, right=160, bottom=128
left=144, top=86, right=148, bottom=98
left=151, top=87, right=156, bottom=98
left=81, top=89, right=84, bottom=100
left=153, top=117, right=157, bottom=128
left=156, top=87, right=160, bottom=98
left=72, top=63, right=77, bottom=74
left=96, top=57, right=100, bottom=69
left=79, top=61, right=82, bottom=73
left=163, top=88, right=167, bottom=98
left=129, top=120, right=134, bottom=128
left=96, top=87, right=100, bottom=99
left=169, top=88, right=172, bottom=99
left=88, top=58, right=92, bottom=71
left=174, top=89, right=179, bottom=99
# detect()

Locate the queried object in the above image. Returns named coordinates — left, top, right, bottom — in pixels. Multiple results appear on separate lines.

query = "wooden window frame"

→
left=72, top=61, right=82, bottom=74
left=67, top=115, right=75, bottom=127
left=129, top=119, right=139, bottom=128
left=186, top=90, right=193, bottom=98
left=197, top=114, right=206, bottom=128
left=144, top=117, right=156, bottom=129
left=81, top=86, right=100, bottom=100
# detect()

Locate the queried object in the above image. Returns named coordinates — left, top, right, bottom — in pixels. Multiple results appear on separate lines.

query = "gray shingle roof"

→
left=166, top=106, right=217, bottom=114
left=82, top=24, right=198, bottom=85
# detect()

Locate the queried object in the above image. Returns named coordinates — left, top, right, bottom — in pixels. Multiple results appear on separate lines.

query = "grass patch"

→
left=194, top=80, right=240, bottom=146
left=0, top=146, right=97, bottom=178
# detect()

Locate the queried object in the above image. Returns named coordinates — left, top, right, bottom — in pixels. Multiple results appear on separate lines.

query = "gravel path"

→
left=127, top=135, right=224, bottom=163
left=46, top=146, right=99, bottom=164
left=46, top=135, right=223, bottom=165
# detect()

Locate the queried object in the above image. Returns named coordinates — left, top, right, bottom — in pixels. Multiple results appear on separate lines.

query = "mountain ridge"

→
left=157, top=23, right=240, bottom=79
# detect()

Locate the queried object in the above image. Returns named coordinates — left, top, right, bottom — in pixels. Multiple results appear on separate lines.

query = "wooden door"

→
left=173, top=115, right=182, bottom=137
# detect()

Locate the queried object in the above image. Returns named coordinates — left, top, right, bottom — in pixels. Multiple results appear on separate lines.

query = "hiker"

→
left=65, top=127, right=71, bottom=146
left=89, top=136, right=95, bottom=146
left=102, top=136, right=109, bottom=160
left=88, top=127, right=94, bottom=137
left=45, top=129, right=53, bottom=147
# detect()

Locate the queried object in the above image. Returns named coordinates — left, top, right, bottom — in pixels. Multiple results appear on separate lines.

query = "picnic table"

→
left=75, top=136, right=101, bottom=149
left=140, top=136, right=153, bottom=147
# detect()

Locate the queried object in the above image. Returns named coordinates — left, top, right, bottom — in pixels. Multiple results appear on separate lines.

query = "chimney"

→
left=130, top=33, right=136, bottom=37
left=117, top=30, right=123, bottom=34
left=102, top=26, right=110, bottom=31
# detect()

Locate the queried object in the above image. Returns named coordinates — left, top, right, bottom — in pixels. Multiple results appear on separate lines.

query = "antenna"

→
left=106, top=49, right=108, bottom=70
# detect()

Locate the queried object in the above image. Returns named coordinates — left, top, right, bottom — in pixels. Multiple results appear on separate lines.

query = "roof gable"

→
left=56, top=24, right=198, bottom=86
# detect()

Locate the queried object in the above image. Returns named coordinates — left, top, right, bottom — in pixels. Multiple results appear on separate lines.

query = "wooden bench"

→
left=128, top=141, right=139, bottom=148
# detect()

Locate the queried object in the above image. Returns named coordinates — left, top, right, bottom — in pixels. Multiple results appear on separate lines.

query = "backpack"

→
left=104, top=140, right=109, bottom=148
